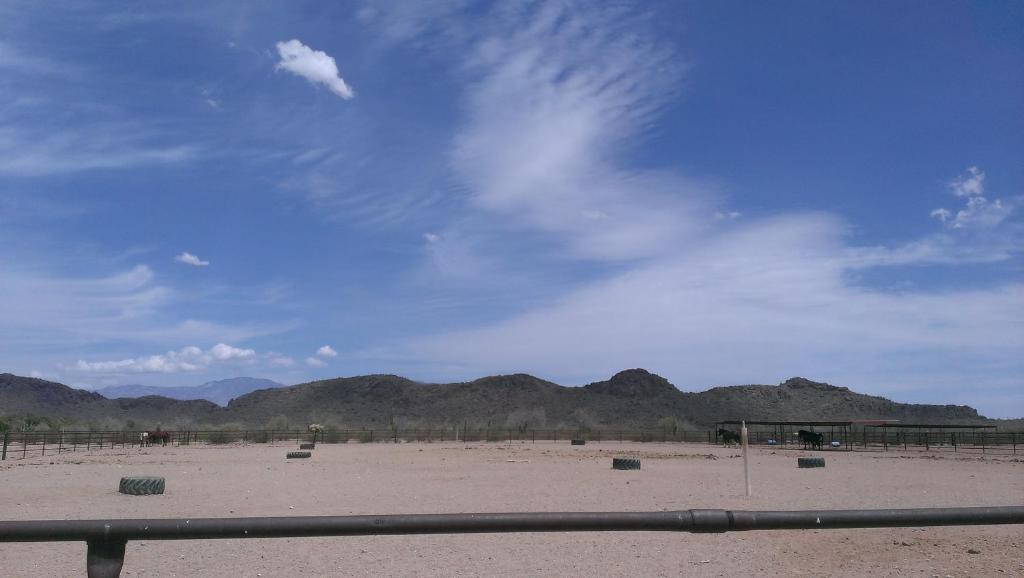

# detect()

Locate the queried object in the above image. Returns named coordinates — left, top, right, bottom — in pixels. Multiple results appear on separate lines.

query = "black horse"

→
left=717, top=428, right=741, bottom=446
left=797, top=429, right=823, bottom=450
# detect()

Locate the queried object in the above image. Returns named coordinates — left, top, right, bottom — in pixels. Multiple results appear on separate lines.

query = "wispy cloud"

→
left=275, top=39, right=354, bottom=99
left=357, top=2, right=1024, bottom=417
left=390, top=214, right=1024, bottom=412
left=447, top=3, right=711, bottom=261
left=0, top=41, right=75, bottom=77
left=0, top=126, right=198, bottom=177
left=305, top=356, right=327, bottom=368
left=931, top=167, right=1015, bottom=230
left=268, top=354, right=295, bottom=367
left=0, top=264, right=292, bottom=353
left=175, top=251, right=210, bottom=267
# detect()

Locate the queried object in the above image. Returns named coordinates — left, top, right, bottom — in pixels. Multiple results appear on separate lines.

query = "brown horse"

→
left=145, top=431, right=171, bottom=446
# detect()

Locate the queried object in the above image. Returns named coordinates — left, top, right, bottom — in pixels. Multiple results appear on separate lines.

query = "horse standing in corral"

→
left=145, top=431, right=171, bottom=446
left=717, top=428, right=741, bottom=446
left=797, top=429, right=823, bottom=450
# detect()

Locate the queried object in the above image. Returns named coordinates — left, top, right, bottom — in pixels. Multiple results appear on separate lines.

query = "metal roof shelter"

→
left=715, top=420, right=852, bottom=450
left=862, top=422, right=998, bottom=451
left=863, top=423, right=996, bottom=429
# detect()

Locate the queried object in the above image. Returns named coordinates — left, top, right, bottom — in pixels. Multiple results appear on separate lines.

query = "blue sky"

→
left=1, top=1, right=1021, bottom=417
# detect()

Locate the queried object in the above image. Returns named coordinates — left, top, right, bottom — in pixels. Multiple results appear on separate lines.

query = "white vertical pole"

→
left=742, top=420, right=751, bottom=497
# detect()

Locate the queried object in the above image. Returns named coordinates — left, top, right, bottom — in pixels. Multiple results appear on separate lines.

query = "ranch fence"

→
left=1, top=427, right=1019, bottom=461
left=1, top=506, right=1022, bottom=577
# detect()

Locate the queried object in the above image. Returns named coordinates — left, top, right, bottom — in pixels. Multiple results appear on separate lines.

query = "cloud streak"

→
left=0, top=126, right=198, bottom=177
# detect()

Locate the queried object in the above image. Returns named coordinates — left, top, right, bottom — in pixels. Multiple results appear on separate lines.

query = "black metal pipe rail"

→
left=1, top=506, right=1022, bottom=577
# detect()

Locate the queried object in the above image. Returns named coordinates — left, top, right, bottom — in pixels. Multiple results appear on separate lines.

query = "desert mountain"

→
left=96, top=377, right=285, bottom=406
left=0, top=374, right=221, bottom=429
left=0, top=370, right=993, bottom=431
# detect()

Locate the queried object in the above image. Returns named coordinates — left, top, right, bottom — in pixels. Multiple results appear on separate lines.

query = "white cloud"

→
left=316, top=345, right=337, bottom=357
left=930, top=208, right=952, bottom=224
left=305, top=356, right=327, bottom=368
left=423, top=232, right=440, bottom=243
left=275, top=39, right=354, bottom=99
left=932, top=167, right=1015, bottom=230
left=175, top=252, right=210, bottom=266
left=72, top=343, right=256, bottom=375
left=200, top=88, right=219, bottom=109
left=211, top=343, right=256, bottom=360
left=951, top=166, right=985, bottom=197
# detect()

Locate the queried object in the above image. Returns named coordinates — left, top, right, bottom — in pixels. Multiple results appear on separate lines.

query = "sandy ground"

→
left=1, top=441, right=1022, bottom=577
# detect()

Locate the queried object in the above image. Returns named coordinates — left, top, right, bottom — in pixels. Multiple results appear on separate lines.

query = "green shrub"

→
left=206, top=430, right=241, bottom=445
left=248, top=430, right=270, bottom=444
left=322, top=426, right=348, bottom=444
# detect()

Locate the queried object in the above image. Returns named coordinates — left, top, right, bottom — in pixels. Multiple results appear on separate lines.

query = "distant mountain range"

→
left=1, top=369, right=1009, bottom=431
left=96, top=377, right=285, bottom=406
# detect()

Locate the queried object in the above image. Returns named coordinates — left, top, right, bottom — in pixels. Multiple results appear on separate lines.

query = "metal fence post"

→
left=1, top=431, right=8, bottom=460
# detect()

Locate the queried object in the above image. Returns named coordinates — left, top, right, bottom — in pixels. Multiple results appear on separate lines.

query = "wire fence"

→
left=1, top=427, right=1019, bottom=460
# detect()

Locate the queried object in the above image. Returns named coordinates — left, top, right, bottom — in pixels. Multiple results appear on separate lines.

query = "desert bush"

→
left=248, top=430, right=270, bottom=443
left=267, top=415, right=289, bottom=431
left=322, top=425, right=348, bottom=443
left=206, top=430, right=241, bottom=445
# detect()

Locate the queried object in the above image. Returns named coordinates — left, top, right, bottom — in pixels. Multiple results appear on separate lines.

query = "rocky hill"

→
left=0, top=370, right=995, bottom=431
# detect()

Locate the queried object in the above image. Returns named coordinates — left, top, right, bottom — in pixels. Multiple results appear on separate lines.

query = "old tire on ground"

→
left=798, top=457, right=825, bottom=468
left=571, top=439, right=586, bottom=446
left=287, top=451, right=312, bottom=459
left=119, top=477, right=165, bottom=495
left=299, top=443, right=315, bottom=450
left=612, top=458, right=641, bottom=470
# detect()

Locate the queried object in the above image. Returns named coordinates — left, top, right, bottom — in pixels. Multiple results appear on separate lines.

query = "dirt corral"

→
left=1, top=442, right=1022, bottom=577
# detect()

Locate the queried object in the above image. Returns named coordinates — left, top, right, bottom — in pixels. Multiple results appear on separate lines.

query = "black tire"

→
left=571, top=439, right=586, bottom=446
left=612, top=458, right=641, bottom=470
left=798, top=457, right=825, bottom=468
left=299, top=443, right=315, bottom=450
left=287, top=451, right=312, bottom=459
left=119, top=477, right=165, bottom=495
